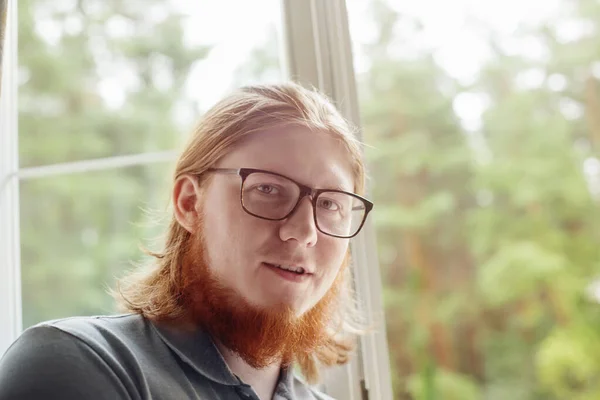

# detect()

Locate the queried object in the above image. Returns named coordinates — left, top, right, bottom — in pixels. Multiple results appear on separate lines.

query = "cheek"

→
left=200, top=193, right=242, bottom=273
left=318, top=238, right=349, bottom=282
left=201, top=195, right=273, bottom=276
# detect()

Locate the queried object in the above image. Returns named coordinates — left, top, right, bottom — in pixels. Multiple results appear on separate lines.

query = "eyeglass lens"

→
left=241, top=172, right=366, bottom=237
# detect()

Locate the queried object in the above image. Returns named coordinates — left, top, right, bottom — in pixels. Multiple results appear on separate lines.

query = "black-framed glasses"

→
left=204, top=168, right=373, bottom=239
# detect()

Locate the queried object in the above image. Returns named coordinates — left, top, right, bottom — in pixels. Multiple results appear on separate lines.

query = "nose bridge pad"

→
left=295, top=194, right=314, bottom=218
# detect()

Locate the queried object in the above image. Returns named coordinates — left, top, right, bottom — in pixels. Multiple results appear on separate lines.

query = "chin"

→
left=250, top=295, right=305, bottom=316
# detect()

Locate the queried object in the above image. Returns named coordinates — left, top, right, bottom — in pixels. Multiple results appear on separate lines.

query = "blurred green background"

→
left=17, top=0, right=600, bottom=398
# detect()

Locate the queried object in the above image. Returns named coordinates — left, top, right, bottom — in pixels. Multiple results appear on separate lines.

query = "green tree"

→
left=352, top=0, right=600, bottom=398
left=471, top=3, right=600, bottom=397
left=18, top=0, right=208, bottom=327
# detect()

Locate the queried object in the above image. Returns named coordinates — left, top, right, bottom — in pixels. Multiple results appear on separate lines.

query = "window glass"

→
left=18, top=0, right=283, bottom=167
left=347, top=0, right=600, bottom=398
left=20, top=163, right=170, bottom=327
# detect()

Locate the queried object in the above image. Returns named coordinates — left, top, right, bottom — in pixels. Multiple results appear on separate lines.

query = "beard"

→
left=179, top=223, right=346, bottom=370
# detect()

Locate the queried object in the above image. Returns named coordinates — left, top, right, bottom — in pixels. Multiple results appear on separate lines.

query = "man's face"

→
left=199, top=126, right=354, bottom=316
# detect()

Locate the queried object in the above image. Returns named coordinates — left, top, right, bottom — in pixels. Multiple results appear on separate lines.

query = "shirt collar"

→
left=275, top=367, right=294, bottom=398
left=150, top=320, right=241, bottom=386
left=150, top=319, right=308, bottom=400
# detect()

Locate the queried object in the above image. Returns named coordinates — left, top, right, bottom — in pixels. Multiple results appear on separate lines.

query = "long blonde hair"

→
left=113, top=82, right=367, bottom=382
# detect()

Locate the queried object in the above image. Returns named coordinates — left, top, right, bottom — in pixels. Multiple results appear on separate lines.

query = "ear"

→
left=173, top=175, right=202, bottom=233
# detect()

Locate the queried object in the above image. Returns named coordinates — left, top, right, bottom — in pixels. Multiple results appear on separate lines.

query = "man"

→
left=0, top=82, right=374, bottom=400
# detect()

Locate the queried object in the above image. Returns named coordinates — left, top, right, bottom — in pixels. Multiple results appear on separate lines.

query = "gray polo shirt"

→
left=0, top=314, right=334, bottom=400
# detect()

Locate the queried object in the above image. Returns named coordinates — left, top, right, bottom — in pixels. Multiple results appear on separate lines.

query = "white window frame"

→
left=0, top=0, right=21, bottom=358
left=1, top=1, right=393, bottom=398
left=282, top=1, right=393, bottom=399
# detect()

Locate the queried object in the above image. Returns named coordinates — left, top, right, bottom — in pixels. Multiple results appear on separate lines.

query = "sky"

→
left=171, top=0, right=284, bottom=111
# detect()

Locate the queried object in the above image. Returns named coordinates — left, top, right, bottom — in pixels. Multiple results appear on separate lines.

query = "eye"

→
left=256, top=184, right=279, bottom=195
left=317, top=197, right=340, bottom=211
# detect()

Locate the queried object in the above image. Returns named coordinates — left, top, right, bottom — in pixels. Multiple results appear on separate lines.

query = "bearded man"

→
left=0, top=82, right=374, bottom=400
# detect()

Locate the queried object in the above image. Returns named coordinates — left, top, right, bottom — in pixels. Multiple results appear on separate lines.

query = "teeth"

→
left=275, top=264, right=305, bottom=274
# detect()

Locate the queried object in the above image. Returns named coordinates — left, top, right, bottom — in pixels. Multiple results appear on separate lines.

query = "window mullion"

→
left=281, top=1, right=393, bottom=399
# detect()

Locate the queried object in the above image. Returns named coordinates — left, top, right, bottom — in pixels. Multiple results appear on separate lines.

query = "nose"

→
left=278, top=196, right=318, bottom=247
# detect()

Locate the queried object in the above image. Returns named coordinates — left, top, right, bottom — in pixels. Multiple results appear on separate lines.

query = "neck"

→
left=215, top=340, right=282, bottom=400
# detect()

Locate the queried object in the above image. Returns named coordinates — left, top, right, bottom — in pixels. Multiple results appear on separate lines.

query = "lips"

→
left=265, top=263, right=306, bottom=274
left=263, top=260, right=313, bottom=274
left=262, top=262, right=312, bottom=282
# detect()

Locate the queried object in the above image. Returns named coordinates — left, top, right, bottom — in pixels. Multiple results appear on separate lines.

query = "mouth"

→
left=262, top=262, right=312, bottom=282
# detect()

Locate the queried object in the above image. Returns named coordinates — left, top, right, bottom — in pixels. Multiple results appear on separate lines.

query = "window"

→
left=1, top=0, right=393, bottom=399
left=347, top=0, right=600, bottom=398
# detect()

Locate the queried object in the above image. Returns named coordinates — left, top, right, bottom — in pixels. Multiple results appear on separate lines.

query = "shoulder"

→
left=0, top=315, right=146, bottom=400
left=42, top=313, right=148, bottom=338
left=39, top=314, right=160, bottom=357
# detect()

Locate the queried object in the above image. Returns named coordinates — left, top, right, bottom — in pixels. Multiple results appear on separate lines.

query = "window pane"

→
left=18, top=0, right=283, bottom=167
left=347, top=0, right=600, bottom=398
left=19, top=163, right=172, bottom=328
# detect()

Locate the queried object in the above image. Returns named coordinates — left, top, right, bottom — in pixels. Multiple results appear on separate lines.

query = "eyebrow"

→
left=218, top=166, right=354, bottom=193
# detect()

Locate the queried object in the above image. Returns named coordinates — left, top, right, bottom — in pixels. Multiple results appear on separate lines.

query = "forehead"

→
left=218, top=126, right=355, bottom=192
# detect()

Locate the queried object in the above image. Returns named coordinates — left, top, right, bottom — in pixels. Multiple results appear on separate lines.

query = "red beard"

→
left=179, top=229, right=344, bottom=369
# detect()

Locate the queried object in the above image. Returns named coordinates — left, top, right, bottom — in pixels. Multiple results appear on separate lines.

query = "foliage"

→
left=406, top=365, right=482, bottom=400
left=18, top=0, right=208, bottom=327
left=17, top=0, right=600, bottom=399
left=355, top=0, right=600, bottom=398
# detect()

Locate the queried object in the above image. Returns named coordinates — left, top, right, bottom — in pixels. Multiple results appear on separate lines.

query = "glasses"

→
left=204, top=168, right=373, bottom=239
